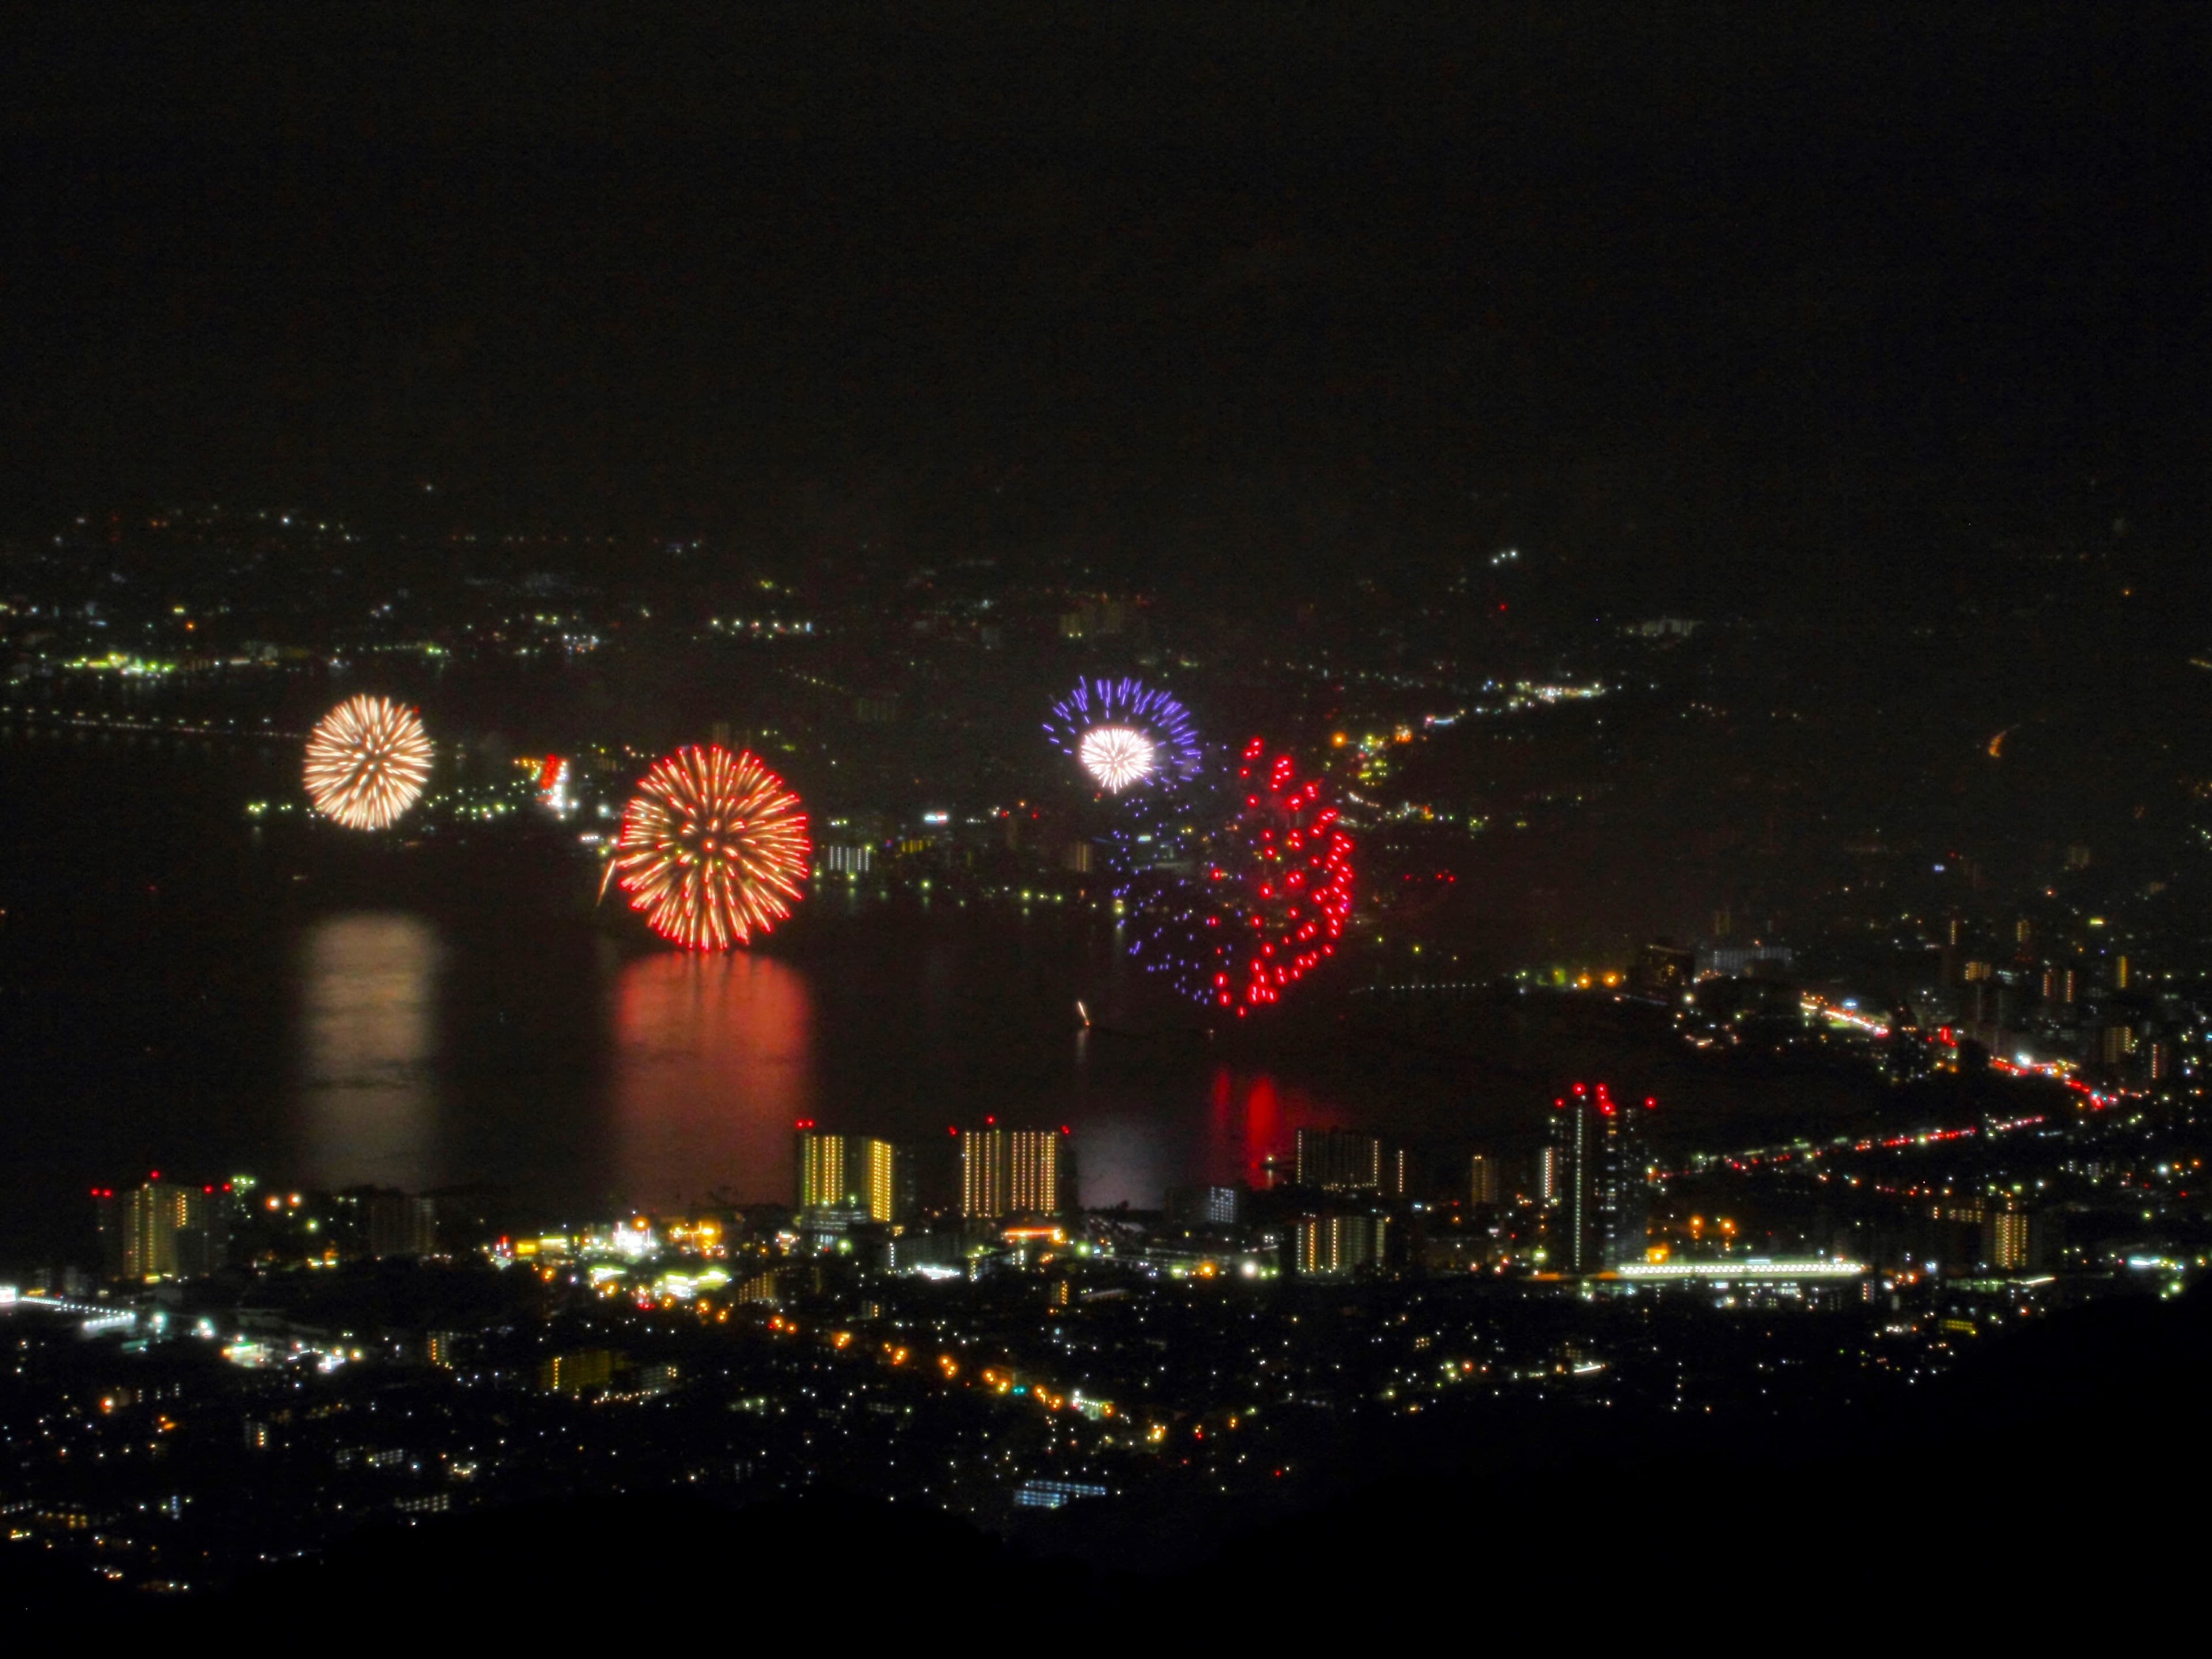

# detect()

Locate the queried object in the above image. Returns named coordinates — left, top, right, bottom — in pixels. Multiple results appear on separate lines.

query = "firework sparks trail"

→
left=302, top=695, right=433, bottom=830
left=601, top=745, right=810, bottom=949
left=1122, top=737, right=1354, bottom=1014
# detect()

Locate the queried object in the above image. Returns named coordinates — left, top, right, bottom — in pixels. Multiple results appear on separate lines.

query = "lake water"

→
left=0, top=721, right=1809, bottom=1270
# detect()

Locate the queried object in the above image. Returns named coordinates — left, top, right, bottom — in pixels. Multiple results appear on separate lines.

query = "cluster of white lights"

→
left=1617, top=1259, right=1865, bottom=1280
left=1078, top=725, right=1156, bottom=791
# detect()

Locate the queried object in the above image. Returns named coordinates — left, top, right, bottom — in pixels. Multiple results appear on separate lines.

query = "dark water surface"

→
left=0, top=728, right=1362, bottom=1263
left=1, top=723, right=1847, bottom=1269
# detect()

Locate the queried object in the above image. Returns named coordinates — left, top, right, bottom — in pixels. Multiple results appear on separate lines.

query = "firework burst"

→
left=303, top=695, right=433, bottom=830
left=601, top=745, right=810, bottom=950
left=1078, top=725, right=1155, bottom=791
left=1123, top=738, right=1354, bottom=1014
left=1045, top=678, right=1200, bottom=791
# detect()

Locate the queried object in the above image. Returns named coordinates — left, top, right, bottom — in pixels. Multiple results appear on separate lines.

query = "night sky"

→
left=6, top=5, right=2208, bottom=600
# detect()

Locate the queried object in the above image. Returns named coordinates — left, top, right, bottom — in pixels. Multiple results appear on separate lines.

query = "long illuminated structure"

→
left=1613, top=1259, right=1866, bottom=1281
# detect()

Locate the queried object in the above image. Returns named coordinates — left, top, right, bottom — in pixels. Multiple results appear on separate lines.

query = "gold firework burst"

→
left=303, top=695, right=433, bottom=830
left=601, top=745, right=810, bottom=949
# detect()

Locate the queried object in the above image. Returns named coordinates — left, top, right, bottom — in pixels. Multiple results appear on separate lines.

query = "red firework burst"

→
left=601, top=745, right=810, bottom=949
left=1194, top=738, right=1354, bottom=1013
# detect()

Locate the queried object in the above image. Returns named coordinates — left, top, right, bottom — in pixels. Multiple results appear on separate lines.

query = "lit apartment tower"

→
left=1547, top=1084, right=1649, bottom=1273
left=796, top=1131, right=898, bottom=1222
left=1469, top=1152, right=1502, bottom=1208
left=1294, top=1128, right=1404, bottom=1194
left=1008, top=1132, right=1060, bottom=1215
left=1983, top=1207, right=2032, bottom=1271
left=1166, top=1185, right=1244, bottom=1227
left=94, top=1177, right=227, bottom=1282
left=368, top=1192, right=438, bottom=1258
left=1293, top=1213, right=1389, bottom=1278
left=960, top=1127, right=1069, bottom=1218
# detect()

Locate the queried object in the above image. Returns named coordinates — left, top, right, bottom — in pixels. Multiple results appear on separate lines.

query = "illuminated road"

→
left=1801, top=993, right=2122, bottom=1108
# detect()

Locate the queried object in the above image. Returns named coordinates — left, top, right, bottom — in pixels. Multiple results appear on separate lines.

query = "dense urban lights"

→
left=600, top=744, right=810, bottom=950
left=302, top=694, right=433, bottom=830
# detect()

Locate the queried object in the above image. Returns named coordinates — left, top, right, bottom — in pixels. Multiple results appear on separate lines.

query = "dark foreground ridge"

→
left=16, top=1281, right=2203, bottom=1623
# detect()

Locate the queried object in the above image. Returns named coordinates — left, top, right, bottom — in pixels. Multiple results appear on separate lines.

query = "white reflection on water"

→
left=297, top=912, right=442, bottom=1191
left=612, top=950, right=815, bottom=1213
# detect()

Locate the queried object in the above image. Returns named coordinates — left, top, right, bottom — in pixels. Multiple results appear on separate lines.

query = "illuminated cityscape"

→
left=4, top=2, right=2209, bottom=1617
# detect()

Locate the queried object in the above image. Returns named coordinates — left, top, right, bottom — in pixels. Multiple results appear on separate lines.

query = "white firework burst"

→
left=1078, top=725, right=1156, bottom=791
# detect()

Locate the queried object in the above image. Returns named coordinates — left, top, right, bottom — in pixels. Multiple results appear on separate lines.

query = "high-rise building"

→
left=368, top=1192, right=438, bottom=1259
left=95, top=1178, right=228, bottom=1282
left=1166, top=1185, right=1243, bottom=1227
left=1293, top=1213, right=1389, bottom=1278
left=1294, top=1128, right=1404, bottom=1195
left=961, top=1128, right=1002, bottom=1217
left=1547, top=1084, right=1649, bottom=1273
left=960, top=1127, right=1068, bottom=1218
left=1009, top=1131, right=1060, bottom=1215
left=1983, top=1207, right=2032, bottom=1271
left=1469, top=1152, right=1503, bottom=1208
left=2147, top=1040, right=2172, bottom=1084
left=797, top=1132, right=899, bottom=1222
left=1535, top=1146, right=1562, bottom=1206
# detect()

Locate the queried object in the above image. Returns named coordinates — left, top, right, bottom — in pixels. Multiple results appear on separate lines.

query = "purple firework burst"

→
left=1043, top=677, right=1202, bottom=791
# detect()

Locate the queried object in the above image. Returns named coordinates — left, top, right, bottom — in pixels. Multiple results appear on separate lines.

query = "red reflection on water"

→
left=1201, top=1068, right=1342, bottom=1188
left=612, top=952, right=815, bottom=1213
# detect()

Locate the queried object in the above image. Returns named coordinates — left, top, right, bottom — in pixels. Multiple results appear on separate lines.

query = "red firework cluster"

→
left=1199, top=738, right=1355, bottom=1013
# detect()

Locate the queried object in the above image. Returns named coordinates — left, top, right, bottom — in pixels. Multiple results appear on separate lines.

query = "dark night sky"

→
left=5, top=4, right=2209, bottom=588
